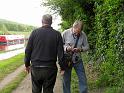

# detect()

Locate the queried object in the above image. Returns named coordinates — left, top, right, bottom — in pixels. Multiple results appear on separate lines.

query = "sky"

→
left=0, top=0, right=61, bottom=30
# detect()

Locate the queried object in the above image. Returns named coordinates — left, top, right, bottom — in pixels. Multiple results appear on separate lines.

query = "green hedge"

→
left=94, top=0, right=124, bottom=88
left=44, top=0, right=124, bottom=91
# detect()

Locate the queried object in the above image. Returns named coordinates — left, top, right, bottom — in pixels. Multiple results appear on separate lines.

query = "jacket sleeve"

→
left=24, top=31, right=34, bottom=67
left=62, top=31, right=67, bottom=52
left=81, top=32, right=89, bottom=51
left=57, top=32, right=66, bottom=70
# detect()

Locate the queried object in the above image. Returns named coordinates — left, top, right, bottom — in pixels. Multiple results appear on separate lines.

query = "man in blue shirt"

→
left=62, top=20, right=89, bottom=93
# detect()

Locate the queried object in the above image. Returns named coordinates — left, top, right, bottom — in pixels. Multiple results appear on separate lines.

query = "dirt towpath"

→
left=12, top=73, right=63, bottom=93
left=0, top=65, right=24, bottom=90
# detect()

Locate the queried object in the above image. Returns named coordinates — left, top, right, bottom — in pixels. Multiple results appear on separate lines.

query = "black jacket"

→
left=25, top=25, right=65, bottom=70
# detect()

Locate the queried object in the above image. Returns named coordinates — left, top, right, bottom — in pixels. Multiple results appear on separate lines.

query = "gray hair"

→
left=73, top=20, right=83, bottom=28
left=42, top=14, right=52, bottom=25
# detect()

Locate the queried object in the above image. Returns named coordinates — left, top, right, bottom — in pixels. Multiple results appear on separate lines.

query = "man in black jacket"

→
left=24, top=14, right=65, bottom=93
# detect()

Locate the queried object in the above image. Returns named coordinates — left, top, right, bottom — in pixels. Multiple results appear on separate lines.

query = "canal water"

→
left=0, top=44, right=25, bottom=60
left=0, top=48, right=25, bottom=60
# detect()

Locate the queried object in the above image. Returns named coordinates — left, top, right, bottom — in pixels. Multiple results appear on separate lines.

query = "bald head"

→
left=42, top=14, right=52, bottom=26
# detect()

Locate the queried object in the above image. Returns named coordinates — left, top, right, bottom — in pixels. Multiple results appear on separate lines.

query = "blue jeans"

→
left=63, top=60, right=87, bottom=93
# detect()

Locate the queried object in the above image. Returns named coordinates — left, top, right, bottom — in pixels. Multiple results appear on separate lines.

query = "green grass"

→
left=0, top=71, right=27, bottom=93
left=0, top=31, right=3, bottom=34
left=80, top=53, right=124, bottom=93
left=71, top=69, right=79, bottom=93
left=0, top=30, right=31, bottom=37
left=104, top=87, right=124, bottom=93
left=0, top=53, right=24, bottom=81
left=9, top=31, right=31, bottom=37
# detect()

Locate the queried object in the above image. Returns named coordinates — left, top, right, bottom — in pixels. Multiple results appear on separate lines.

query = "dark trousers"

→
left=31, top=67, right=57, bottom=93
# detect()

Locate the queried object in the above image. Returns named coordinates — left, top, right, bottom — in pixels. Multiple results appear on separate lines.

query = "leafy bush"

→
left=44, top=0, right=124, bottom=91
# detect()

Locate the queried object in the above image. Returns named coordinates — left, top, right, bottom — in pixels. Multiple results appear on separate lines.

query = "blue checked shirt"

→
left=62, top=28, right=89, bottom=63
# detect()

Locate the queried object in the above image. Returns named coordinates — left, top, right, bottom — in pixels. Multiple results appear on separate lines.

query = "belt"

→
left=31, top=65, right=57, bottom=69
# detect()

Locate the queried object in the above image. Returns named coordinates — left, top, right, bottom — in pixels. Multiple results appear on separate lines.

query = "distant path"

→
left=54, top=73, right=63, bottom=93
left=0, top=48, right=24, bottom=60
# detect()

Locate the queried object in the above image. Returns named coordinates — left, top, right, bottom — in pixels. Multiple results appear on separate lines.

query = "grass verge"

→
left=0, top=71, right=27, bottom=93
left=0, top=53, right=24, bottom=81
left=9, top=31, right=31, bottom=37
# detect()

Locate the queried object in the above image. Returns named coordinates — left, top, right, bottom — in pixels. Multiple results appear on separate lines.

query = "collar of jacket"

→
left=42, top=24, right=52, bottom=28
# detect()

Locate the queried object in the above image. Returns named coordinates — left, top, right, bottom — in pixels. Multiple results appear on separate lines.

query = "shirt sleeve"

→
left=24, top=31, right=34, bottom=67
left=81, top=32, right=89, bottom=51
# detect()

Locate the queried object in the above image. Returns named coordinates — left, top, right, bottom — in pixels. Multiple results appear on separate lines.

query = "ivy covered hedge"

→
left=43, top=0, right=124, bottom=91
left=93, top=0, right=124, bottom=89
